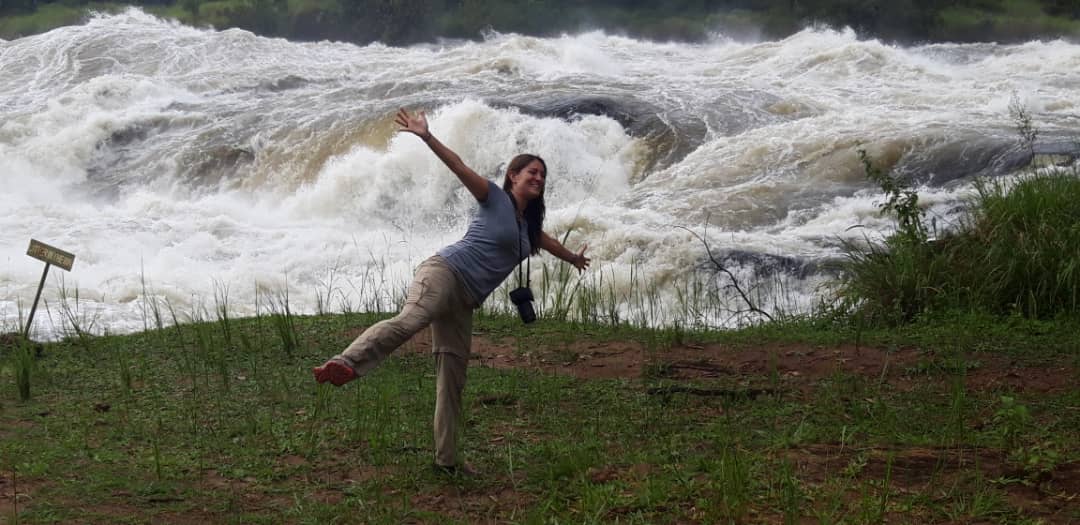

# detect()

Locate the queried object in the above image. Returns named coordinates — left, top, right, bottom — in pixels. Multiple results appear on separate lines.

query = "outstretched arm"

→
left=395, top=108, right=489, bottom=202
left=539, top=232, right=590, bottom=273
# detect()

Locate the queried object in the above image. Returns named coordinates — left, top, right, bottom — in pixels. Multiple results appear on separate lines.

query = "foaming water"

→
left=2, top=10, right=1078, bottom=337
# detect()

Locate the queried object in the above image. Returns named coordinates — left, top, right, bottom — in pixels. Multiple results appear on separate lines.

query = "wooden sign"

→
left=24, top=239, right=77, bottom=338
left=27, top=239, right=75, bottom=272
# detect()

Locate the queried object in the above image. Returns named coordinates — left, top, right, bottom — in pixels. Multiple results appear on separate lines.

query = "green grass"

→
left=2, top=309, right=1076, bottom=524
left=970, top=173, right=1080, bottom=316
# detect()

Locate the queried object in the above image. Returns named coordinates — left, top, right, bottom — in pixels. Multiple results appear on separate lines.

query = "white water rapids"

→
left=2, top=9, right=1078, bottom=337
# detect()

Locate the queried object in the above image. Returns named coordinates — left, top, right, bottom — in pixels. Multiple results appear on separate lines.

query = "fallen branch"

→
left=676, top=216, right=775, bottom=323
left=646, top=386, right=778, bottom=398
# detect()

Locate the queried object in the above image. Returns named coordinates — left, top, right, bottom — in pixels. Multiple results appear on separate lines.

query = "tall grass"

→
left=46, top=275, right=103, bottom=350
left=263, top=282, right=299, bottom=358
left=968, top=172, right=1080, bottom=316
left=213, top=279, right=233, bottom=348
left=314, top=260, right=348, bottom=315
left=836, top=149, right=1080, bottom=325
left=484, top=252, right=808, bottom=331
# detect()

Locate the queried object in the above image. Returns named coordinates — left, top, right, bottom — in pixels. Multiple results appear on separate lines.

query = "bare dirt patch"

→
left=651, top=342, right=1075, bottom=394
left=362, top=325, right=1076, bottom=394
left=345, top=320, right=1074, bottom=392
left=586, top=463, right=653, bottom=484
left=0, top=471, right=46, bottom=517
left=782, top=444, right=1079, bottom=524
left=410, top=481, right=537, bottom=524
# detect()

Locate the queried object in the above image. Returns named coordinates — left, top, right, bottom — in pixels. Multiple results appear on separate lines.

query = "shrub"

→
left=837, top=161, right=1080, bottom=325
left=969, top=172, right=1080, bottom=317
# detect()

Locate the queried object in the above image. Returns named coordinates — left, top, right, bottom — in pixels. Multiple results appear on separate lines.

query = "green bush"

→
left=837, top=163, right=1080, bottom=325
left=971, top=172, right=1080, bottom=316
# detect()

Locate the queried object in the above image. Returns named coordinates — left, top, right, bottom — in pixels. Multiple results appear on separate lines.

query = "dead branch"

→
left=676, top=215, right=775, bottom=323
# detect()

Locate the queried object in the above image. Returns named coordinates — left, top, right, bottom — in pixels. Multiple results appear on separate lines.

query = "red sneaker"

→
left=313, top=359, right=357, bottom=386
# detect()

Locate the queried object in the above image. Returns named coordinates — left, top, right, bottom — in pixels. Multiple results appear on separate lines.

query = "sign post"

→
left=24, top=239, right=76, bottom=339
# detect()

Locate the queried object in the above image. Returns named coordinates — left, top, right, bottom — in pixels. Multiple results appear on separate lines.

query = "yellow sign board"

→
left=27, top=239, right=75, bottom=271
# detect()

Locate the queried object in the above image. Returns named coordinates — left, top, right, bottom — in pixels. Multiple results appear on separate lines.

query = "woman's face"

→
left=511, top=159, right=546, bottom=201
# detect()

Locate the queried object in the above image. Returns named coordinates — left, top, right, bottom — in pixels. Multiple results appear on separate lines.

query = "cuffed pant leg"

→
left=433, top=351, right=468, bottom=467
left=432, top=293, right=473, bottom=467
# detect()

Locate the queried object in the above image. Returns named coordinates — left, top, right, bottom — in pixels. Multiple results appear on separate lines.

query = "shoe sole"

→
left=433, top=463, right=480, bottom=478
left=313, top=360, right=356, bottom=386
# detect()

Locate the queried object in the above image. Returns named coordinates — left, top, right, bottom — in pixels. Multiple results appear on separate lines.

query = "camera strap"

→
left=516, top=219, right=530, bottom=289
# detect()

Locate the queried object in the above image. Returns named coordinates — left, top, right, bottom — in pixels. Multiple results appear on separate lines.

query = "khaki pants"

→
left=336, top=256, right=474, bottom=467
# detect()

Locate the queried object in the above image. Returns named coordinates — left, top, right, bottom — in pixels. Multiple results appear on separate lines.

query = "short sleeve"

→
left=479, top=180, right=500, bottom=207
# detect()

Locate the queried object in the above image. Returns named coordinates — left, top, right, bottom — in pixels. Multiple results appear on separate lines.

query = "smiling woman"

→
left=312, top=108, right=590, bottom=476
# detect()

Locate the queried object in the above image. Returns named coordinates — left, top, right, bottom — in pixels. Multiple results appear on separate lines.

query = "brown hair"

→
left=501, top=154, right=546, bottom=255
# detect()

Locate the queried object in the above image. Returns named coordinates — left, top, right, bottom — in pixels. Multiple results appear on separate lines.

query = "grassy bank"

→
left=2, top=307, right=1077, bottom=523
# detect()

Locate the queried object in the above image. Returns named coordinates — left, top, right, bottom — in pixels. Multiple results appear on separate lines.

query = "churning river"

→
left=2, top=9, right=1078, bottom=337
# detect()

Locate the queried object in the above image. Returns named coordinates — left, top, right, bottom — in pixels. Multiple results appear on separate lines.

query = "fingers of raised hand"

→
left=394, top=108, right=410, bottom=129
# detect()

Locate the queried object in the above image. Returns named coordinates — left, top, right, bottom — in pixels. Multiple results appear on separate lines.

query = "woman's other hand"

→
left=572, top=246, right=591, bottom=272
left=395, top=108, right=431, bottom=141
left=539, top=233, right=592, bottom=273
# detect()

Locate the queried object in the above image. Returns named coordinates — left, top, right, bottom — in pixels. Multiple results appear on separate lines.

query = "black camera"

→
left=509, top=287, right=536, bottom=324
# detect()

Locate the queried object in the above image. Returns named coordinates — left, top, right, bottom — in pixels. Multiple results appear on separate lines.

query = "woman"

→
left=313, top=108, right=590, bottom=475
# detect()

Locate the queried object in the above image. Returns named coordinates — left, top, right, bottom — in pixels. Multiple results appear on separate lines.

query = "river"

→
left=2, top=9, right=1078, bottom=337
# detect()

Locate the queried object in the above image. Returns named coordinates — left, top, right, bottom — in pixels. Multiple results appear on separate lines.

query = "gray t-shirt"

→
left=438, top=180, right=531, bottom=305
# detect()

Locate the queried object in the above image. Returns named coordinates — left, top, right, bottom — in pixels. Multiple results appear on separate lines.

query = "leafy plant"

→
left=991, top=395, right=1032, bottom=451
left=859, top=149, right=928, bottom=245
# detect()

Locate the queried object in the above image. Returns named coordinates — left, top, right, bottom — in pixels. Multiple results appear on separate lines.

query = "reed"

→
left=151, top=415, right=164, bottom=481
left=212, top=279, right=233, bottom=349
left=777, top=459, right=804, bottom=525
left=263, top=281, right=299, bottom=358
left=48, top=275, right=102, bottom=350
left=314, top=260, right=346, bottom=316
left=712, top=444, right=752, bottom=523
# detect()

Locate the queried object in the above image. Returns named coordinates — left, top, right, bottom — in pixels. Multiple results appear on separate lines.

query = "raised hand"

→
left=394, top=107, right=489, bottom=201
left=395, top=108, right=430, bottom=140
